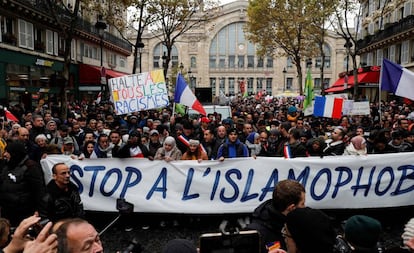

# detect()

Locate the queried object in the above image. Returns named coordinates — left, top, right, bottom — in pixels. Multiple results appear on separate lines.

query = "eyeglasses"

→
left=281, top=226, right=292, bottom=238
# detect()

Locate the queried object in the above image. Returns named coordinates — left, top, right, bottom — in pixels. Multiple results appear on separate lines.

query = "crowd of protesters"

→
left=0, top=93, right=413, bottom=252
left=1, top=95, right=413, bottom=164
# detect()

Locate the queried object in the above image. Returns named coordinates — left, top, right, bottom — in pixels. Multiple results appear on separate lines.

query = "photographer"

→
left=1, top=214, right=57, bottom=253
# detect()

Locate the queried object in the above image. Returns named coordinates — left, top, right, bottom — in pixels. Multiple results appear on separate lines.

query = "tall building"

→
left=128, top=1, right=350, bottom=101
left=0, top=0, right=132, bottom=110
left=357, top=0, right=414, bottom=100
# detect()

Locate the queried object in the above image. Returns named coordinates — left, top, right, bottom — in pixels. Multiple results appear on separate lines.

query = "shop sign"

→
left=35, top=59, right=54, bottom=67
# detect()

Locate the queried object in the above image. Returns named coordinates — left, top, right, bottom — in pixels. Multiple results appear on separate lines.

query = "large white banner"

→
left=41, top=153, right=414, bottom=213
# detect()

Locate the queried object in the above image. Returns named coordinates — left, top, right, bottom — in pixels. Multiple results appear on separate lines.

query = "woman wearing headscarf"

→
left=181, top=139, right=208, bottom=162
left=155, top=136, right=182, bottom=162
left=343, top=135, right=367, bottom=156
left=0, top=141, right=46, bottom=226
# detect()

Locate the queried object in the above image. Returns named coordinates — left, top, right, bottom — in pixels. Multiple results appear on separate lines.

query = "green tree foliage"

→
left=246, top=0, right=335, bottom=94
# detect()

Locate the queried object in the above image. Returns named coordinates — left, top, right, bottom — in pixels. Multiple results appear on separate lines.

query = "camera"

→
left=116, top=198, right=134, bottom=214
left=27, top=218, right=50, bottom=238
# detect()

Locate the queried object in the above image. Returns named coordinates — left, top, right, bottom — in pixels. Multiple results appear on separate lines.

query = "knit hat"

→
left=344, top=215, right=382, bottom=249
left=286, top=207, right=336, bottom=253
left=189, top=139, right=200, bottom=146
left=246, top=132, right=258, bottom=144
left=162, top=239, right=197, bottom=253
left=402, top=218, right=414, bottom=248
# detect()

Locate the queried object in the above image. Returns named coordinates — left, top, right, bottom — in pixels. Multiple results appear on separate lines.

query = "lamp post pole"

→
left=282, top=67, right=287, bottom=91
left=137, top=40, right=145, bottom=73
left=344, top=37, right=353, bottom=93
left=95, top=15, right=107, bottom=100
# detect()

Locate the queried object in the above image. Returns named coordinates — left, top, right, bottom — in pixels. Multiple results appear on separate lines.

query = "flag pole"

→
left=172, top=102, right=176, bottom=117
left=379, top=59, right=384, bottom=127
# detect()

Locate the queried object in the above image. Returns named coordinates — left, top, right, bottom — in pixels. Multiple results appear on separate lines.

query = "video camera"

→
left=199, top=219, right=261, bottom=253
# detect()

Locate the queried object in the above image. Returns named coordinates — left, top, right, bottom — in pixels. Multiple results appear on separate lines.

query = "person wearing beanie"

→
left=0, top=141, right=46, bottom=226
left=282, top=207, right=336, bottom=253
left=402, top=218, right=414, bottom=251
left=246, top=180, right=306, bottom=253
left=344, top=215, right=382, bottom=252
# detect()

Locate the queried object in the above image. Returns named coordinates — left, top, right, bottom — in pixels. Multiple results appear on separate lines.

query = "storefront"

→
left=78, top=64, right=127, bottom=102
left=0, top=49, right=77, bottom=110
left=325, top=66, right=380, bottom=101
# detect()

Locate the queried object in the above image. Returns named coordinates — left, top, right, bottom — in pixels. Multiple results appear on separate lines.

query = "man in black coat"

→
left=246, top=180, right=306, bottom=253
left=39, top=163, right=84, bottom=222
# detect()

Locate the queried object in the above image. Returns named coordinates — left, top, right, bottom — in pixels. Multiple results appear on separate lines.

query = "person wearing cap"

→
left=247, top=180, right=306, bottom=253
left=181, top=139, right=208, bottom=162
left=148, top=129, right=162, bottom=158
left=62, top=136, right=81, bottom=158
left=340, top=215, right=382, bottom=253
left=176, top=120, right=198, bottom=154
left=216, top=128, right=249, bottom=161
left=50, top=125, right=80, bottom=155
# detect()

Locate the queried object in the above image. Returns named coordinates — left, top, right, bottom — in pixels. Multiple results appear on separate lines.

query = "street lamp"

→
left=344, top=37, right=353, bottom=91
left=137, top=40, right=145, bottom=73
left=282, top=67, right=287, bottom=91
left=95, top=15, right=107, bottom=98
left=162, top=51, right=168, bottom=77
left=179, top=62, right=184, bottom=74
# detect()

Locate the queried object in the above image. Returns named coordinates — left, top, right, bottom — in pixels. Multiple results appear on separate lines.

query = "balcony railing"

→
left=357, top=15, right=414, bottom=50
left=9, top=0, right=132, bottom=53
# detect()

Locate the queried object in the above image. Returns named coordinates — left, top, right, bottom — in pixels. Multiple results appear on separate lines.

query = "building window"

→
left=228, top=55, right=235, bottom=68
left=219, top=77, right=225, bottom=93
left=257, top=78, right=263, bottom=91
left=286, top=78, right=293, bottom=90
left=315, top=43, right=331, bottom=69
left=109, top=53, right=117, bottom=67
left=83, top=43, right=98, bottom=60
left=46, top=30, right=54, bottom=55
left=18, top=19, right=33, bottom=49
left=266, top=78, right=272, bottom=95
left=229, top=77, right=235, bottom=95
left=210, top=78, right=216, bottom=96
left=266, top=56, right=273, bottom=68
left=209, top=22, right=257, bottom=71
left=287, top=57, right=293, bottom=68
left=247, top=77, right=253, bottom=93
left=152, top=43, right=179, bottom=69
left=238, top=55, right=244, bottom=68
left=119, top=56, right=126, bottom=68
left=257, top=57, right=264, bottom=68
left=190, top=56, right=197, bottom=68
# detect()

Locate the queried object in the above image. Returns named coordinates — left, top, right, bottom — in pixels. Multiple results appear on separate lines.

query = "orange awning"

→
left=79, top=64, right=128, bottom=84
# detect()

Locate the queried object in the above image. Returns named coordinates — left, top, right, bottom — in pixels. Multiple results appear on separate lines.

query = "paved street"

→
left=87, top=206, right=414, bottom=252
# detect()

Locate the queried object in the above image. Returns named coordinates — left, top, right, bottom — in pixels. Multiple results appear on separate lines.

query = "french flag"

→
left=313, top=96, right=343, bottom=119
left=4, top=108, right=18, bottom=122
left=381, top=59, right=414, bottom=100
left=174, top=74, right=206, bottom=115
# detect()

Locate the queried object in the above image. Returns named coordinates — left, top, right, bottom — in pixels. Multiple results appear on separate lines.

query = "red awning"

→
left=79, top=64, right=128, bottom=84
left=325, top=71, right=380, bottom=93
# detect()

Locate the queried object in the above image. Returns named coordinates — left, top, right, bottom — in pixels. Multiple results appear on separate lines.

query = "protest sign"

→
left=109, top=69, right=169, bottom=115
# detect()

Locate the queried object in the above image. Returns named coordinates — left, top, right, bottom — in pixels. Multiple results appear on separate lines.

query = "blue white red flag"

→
left=174, top=74, right=206, bottom=115
left=313, top=96, right=343, bottom=119
left=380, top=58, right=414, bottom=100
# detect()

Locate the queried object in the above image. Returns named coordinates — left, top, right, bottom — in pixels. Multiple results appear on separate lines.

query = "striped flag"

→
left=380, top=58, right=414, bottom=100
left=174, top=74, right=206, bottom=115
left=4, top=108, right=18, bottom=122
left=313, top=96, right=343, bottom=119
